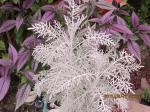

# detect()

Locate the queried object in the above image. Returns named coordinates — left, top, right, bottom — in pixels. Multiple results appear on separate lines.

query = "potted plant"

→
left=28, top=0, right=141, bottom=112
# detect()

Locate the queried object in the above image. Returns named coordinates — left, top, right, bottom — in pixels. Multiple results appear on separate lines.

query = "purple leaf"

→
left=0, top=3, right=20, bottom=11
left=0, top=66, right=9, bottom=77
left=111, top=24, right=133, bottom=35
left=127, top=40, right=141, bottom=61
left=8, top=44, right=18, bottom=65
left=118, top=9, right=129, bottom=16
left=23, top=36, right=42, bottom=48
left=31, top=10, right=42, bottom=23
left=101, top=10, right=113, bottom=24
left=15, top=83, right=31, bottom=110
left=41, top=5, right=55, bottom=11
left=95, top=1, right=116, bottom=10
left=122, top=34, right=132, bottom=42
left=89, top=18, right=101, bottom=23
left=106, top=28, right=117, bottom=35
left=117, top=16, right=126, bottom=25
left=0, top=76, right=10, bottom=101
left=21, top=71, right=34, bottom=81
left=16, top=51, right=30, bottom=71
left=41, top=11, right=55, bottom=22
left=0, top=20, right=16, bottom=33
left=16, top=16, right=23, bottom=30
left=107, top=15, right=115, bottom=24
left=131, top=11, right=139, bottom=27
left=31, top=60, right=39, bottom=72
left=22, top=0, right=35, bottom=9
left=138, top=25, right=150, bottom=32
left=0, top=59, right=12, bottom=66
left=139, top=33, right=150, bottom=47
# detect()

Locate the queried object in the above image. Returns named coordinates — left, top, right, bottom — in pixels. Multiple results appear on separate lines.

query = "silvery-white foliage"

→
left=29, top=0, right=142, bottom=112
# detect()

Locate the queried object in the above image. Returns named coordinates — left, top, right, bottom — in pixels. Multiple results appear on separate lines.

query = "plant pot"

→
left=140, top=99, right=150, bottom=106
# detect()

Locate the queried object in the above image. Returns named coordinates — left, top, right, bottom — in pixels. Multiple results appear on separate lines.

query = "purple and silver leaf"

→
left=111, top=24, right=133, bottom=35
left=131, top=11, right=139, bottom=27
left=117, top=16, right=126, bottom=25
left=8, top=44, right=18, bottom=65
left=23, top=36, right=42, bottom=48
left=16, top=16, right=23, bottom=30
left=31, top=10, right=42, bottom=23
left=95, top=1, right=116, bottom=10
left=41, top=5, right=55, bottom=12
left=0, top=66, right=9, bottom=77
left=106, top=28, right=118, bottom=35
left=127, top=40, right=141, bottom=61
left=106, top=15, right=115, bottom=24
left=0, top=76, right=10, bottom=101
left=89, top=17, right=101, bottom=23
left=138, top=25, right=150, bottom=33
left=0, top=20, right=16, bottom=33
left=0, top=59, right=12, bottom=66
left=101, top=10, right=113, bottom=24
left=22, top=0, right=35, bottom=9
left=41, top=11, right=55, bottom=22
left=31, top=60, right=39, bottom=72
left=16, top=51, right=30, bottom=71
left=117, top=9, right=129, bottom=16
left=139, top=33, right=150, bottom=47
left=0, top=3, right=20, bottom=11
left=15, top=83, right=31, bottom=110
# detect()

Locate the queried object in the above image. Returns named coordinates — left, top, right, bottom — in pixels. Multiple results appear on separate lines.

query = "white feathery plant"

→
left=28, top=0, right=142, bottom=112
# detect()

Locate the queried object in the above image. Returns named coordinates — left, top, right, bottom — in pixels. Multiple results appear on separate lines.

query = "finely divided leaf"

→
left=15, top=84, right=31, bottom=110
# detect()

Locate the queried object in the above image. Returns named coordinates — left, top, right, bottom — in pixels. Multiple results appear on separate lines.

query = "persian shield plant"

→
left=29, top=0, right=142, bottom=112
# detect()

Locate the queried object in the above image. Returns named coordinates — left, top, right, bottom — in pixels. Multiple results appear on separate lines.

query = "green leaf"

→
left=2, top=53, right=9, bottom=60
left=31, top=3, right=40, bottom=12
left=12, top=0, right=20, bottom=4
left=0, top=0, right=7, bottom=3
left=48, top=0, right=53, bottom=4
left=14, top=28, right=24, bottom=44
left=0, top=40, right=5, bottom=50
left=21, top=76, right=28, bottom=84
